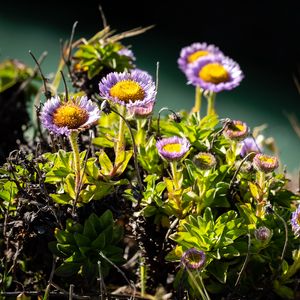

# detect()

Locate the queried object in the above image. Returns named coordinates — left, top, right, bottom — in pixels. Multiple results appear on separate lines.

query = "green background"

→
left=0, top=1, right=299, bottom=170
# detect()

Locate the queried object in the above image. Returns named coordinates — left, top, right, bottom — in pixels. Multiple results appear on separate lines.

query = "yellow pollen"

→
left=199, top=63, right=229, bottom=84
left=229, top=123, right=245, bottom=132
left=53, top=103, right=88, bottom=129
left=109, top=80, right=145, bottom=102
left=297, top=213, right=300, bottom=225
left=187, top=50, right=209, bottom=63
left=163, top=143, right=182, bottom=153
left=260, top=157, right=276, bottom=165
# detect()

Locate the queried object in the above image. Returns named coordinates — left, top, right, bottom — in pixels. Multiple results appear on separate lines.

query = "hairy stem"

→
left=69, top=131, right=81, bottom=196
left=192, top=86, right=202, bottom=114
left=207, top=91, right=216, bottom=116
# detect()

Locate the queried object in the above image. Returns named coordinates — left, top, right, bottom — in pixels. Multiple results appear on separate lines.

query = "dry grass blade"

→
left=108, top=25, right=155, bottom=43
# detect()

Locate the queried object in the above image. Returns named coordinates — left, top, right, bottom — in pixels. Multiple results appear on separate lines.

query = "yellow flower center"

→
left=296, top=212, right=300, bottom=225
left=110, top=80, right=145, bottom=102
left=198, top=154, right=213, bottom=165
left=260, top=156, right=276, bottom=165
left=163, top=143, right=182, bottom=153
left=53, top=103, right=88, bottom=129
left=199, top=63, right=229, bottom=84
left=229, top=123, right=246, bottom=132
left=187, top=50, right=209, bottom=63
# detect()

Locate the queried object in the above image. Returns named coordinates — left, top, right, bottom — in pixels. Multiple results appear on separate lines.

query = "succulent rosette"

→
left=186, top=56, right=244, bottom=92
left=99, top=69, right=156, bottom=112
left=178, top=42, right=224, bottom=73
left=156, top=136, right=190, bottom=161
left=181, top=248, right=206, bottom=270
left=40, top=95, right=100, bottom=136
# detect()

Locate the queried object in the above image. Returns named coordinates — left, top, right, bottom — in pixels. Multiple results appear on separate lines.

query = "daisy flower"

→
left=156, top=136, right=190, bottom=161
left=99, top=69, right=156, bottom=110
left=40, top=96, right=100, bottom=136
left=186, top=56, right=244, bottom=92
left=178, top=42, right=223, bottom=73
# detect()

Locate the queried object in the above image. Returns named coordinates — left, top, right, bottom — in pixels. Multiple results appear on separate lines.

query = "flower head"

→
left=254, top=226, right=272, bottom=242
left=156, top=136, right=190, bottom=161
left=178, top=43, right=224, bottom=73
left=194, top=152, right=217, bottom=170
left=118, top=47, right=136, bottom=61
left=253, top=153, right=279, bottom=173
left=240, top=137, right=261, bottom=157
left=291, top=205, right=300, bottom=237
left=40, top=96, right=100, bottom=136
left=99, top=70, right=156, bottom=111
left=223, top=120, right=249, bottom=141
left=127, top=100, right=155, bottom=118
left=186, top=56, right=244, bottom=92
left=181, top=248, right=206, bottom=270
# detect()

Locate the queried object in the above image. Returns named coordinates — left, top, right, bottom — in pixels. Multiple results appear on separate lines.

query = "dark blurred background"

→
left=0, top=0, right=300, bottom=169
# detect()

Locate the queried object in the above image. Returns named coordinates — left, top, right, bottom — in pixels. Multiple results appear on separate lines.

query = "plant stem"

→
left=256, top=170, right=265, bottom=191
left=115, top=105, right=126, bottom=159
left=170, top=161, right=180, bottom=190
left=69, top=131, right=81, bottom=195
left=140, top=256, right=146, bottom=297
left=192, top=86, right=202, bottom=114
left=207, top=91, right=216, bottom=116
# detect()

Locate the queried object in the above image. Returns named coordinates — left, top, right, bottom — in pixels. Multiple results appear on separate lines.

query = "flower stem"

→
left=69, top=131, right=81, bottom=195
left=192, top=86, right=202, bottom=114
left=207, top=91, right=216, bottom=116
left=256, top=170, right=266, bottom=191
left=170, top=161, right=180, bottom=190
left=136, top=119, right=146, bottom=147
left=115, top=105, right=126, bottom=159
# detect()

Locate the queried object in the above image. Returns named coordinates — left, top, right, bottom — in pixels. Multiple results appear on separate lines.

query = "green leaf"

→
left=92, top=232, right=106, bottom=249
left=143, top=205, right=157, bottom=217
left=64, top=174, right=76, bottom=199
left=83, top=218, right=98, bottom=240
left=99, top=210, right=114, bottom=228
left=93, top=137, right=114, bottom=148
left=87, top=213, right=102, bottom=234
left=55, top=262, right=81, bottom=277
left=98, top=149, right=114, bottom=175
left=248, top=181, right=263, bottom=201
left=112, top=224, right=124, bottom=244
left=50, top=193, right=72, bottom=205
left=207, top=261, right=229, bottom=283
left=114, top=150, right=133, bottom=176
left=273, top=280, right=294, bottom=300
left=57, top=243, right=77, bottom=257
left=74, top=233, right=91, bottom=247
left=55, top=230, right=75, bottom=244
left=103, top=225, right=113, bottom=245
